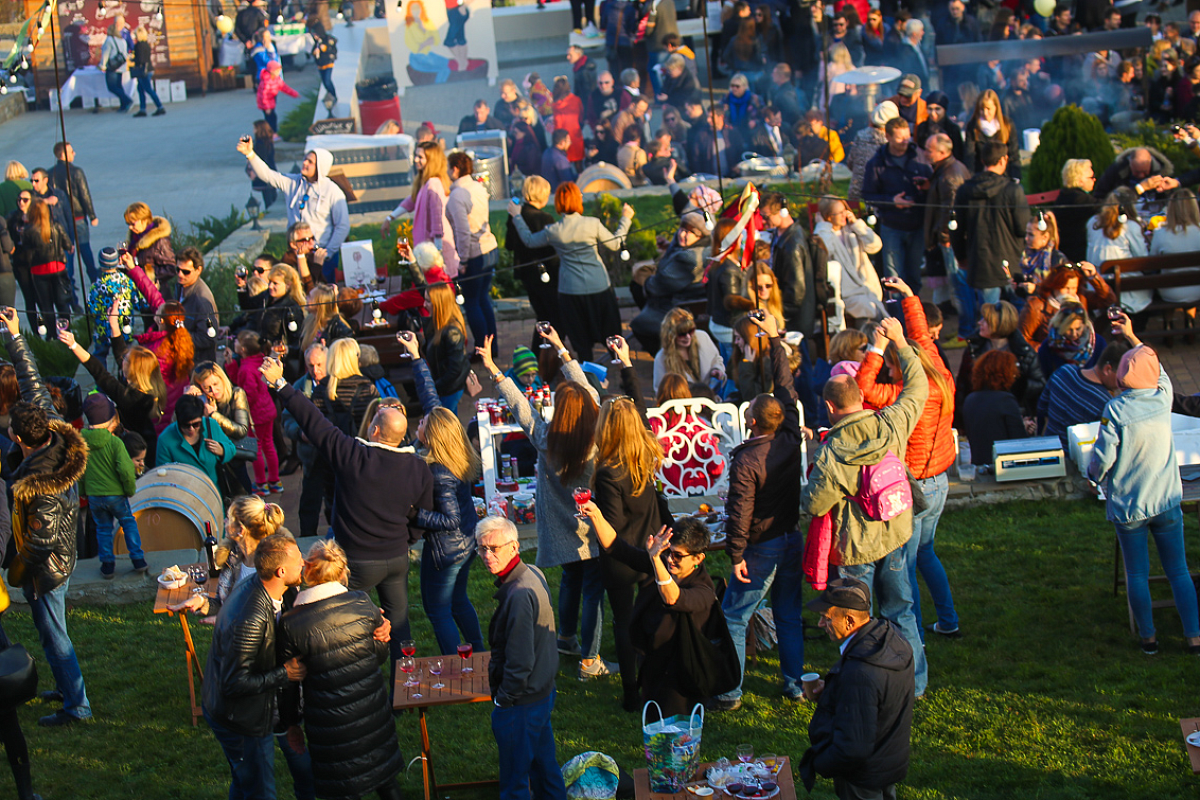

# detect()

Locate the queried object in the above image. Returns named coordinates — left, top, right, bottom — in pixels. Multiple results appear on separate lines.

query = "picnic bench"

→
left=1100, top=251, right=1200, bottom=338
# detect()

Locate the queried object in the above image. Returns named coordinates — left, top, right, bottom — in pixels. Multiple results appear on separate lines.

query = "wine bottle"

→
left=204, top=522, right=219, bottom=576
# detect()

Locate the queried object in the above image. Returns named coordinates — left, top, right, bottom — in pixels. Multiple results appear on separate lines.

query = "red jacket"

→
left=232, top=353, right=277, bottom=429
left=803, top=511, right=834, bottom=591
left=257, top=68, right=299, bottom=112
left=855, top=295, right=956, bottom=479
left=552, top=94, right=585, bottom=162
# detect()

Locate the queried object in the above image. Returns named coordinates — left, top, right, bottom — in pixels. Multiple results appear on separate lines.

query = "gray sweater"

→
left=488, top=560, right=558, bottom=707
left=510, top=212, right=632, bottom=295
left=498, top=359, right=600, bottom=568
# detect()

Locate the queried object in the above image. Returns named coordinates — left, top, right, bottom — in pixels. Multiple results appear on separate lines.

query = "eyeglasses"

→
left=181, top=419, right=203, bottom=431
left=477, top=542, right=514, bottom=556
left=299, top=191, right=309, bottom=211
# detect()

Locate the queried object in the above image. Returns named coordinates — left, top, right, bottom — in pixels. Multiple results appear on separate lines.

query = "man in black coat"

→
left=47, top=141, right=98, bottom=283
left=862, top=117, right=932, bottom=294
left=800, top=577, right=915, bottom=800
left=951, top=141, right=1029, bottom=318
left=762, top=191, right=822, bottom=337
left=458, top=100, right=507, bottom=135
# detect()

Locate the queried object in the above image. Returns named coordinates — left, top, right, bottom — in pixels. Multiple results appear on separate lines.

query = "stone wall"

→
left=0, top=91, right=26, bottom=127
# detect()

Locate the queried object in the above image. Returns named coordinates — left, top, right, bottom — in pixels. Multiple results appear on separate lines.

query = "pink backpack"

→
left=850, top=451, right=913, bottom=521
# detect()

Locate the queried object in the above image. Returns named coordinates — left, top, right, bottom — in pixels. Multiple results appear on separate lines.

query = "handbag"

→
left=232, top=434, right=259, bottom=462
left=0, top=645, right=38, bottom=710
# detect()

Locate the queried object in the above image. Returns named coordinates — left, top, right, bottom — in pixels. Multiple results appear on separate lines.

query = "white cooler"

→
left=1068, top=413, right=1200, bottom=475
left=993, top=436, right=1066, bottom=482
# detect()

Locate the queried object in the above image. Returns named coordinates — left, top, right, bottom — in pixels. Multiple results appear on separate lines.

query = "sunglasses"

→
left=181, top=419, right=203, bottom=431
left=299, top=191, right=309, bottom=211
left=177, top=268, right=194, bottom=277
left=253, top=266, right=267, bottom=274
left=16, top=197, right=30, bottom=204
left=294, top=236, right=315, bottom=244
left=664, top=549, right=698, bottom=563
left=677, top=327, right=696, bottom=337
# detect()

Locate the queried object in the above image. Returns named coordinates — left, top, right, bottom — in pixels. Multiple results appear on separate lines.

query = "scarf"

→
left=726, top=90, right=753, bottom=128
left=978, top=117, right=1000, bottom=137
left=1020, top=248, right=1057, bottom=284
left=1045, top=322, right=1096, bottom=367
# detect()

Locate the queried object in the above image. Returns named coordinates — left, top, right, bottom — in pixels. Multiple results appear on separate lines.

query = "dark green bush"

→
left=279, top=91, right=318, bottom=143
left=1027, top=105, right=1116, bottom=194
left=1112, top=121, right=1200, bottom=179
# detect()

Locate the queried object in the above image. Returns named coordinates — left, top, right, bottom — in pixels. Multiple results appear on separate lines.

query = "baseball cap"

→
left=83, top=393, right=116, bottom=426
left=897, top=74, right=922, bottom=98
left=806, top=577, right=872, bottom=614
left=1117, top=344, right=1159, bottom=390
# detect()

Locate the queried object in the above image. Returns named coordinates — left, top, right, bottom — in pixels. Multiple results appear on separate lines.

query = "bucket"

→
left=466, top=146, right=508, bottom=200
left=1022, top=128, right=1040, bottom=153
left=116, top=464, right=221, bottom=554
left=360, top=97, right=403, bottom=136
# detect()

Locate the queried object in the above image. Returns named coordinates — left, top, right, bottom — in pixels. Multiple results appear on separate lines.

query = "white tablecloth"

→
left=270, top=24, right=312, bottom=57
left=59, top=66, right=135, bottom=108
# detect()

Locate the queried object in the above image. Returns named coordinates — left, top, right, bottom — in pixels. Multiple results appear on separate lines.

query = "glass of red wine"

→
left=536, top=321, right=553, bottom=349
left=606, top=335, right=623, bottom=365
left=457, top=642, right=474, bottom=674
left=400, top=656, right=417, bottom=687
left=400, top=639, right=416, bottom=658
left=573, top=487, right=591, bottom=519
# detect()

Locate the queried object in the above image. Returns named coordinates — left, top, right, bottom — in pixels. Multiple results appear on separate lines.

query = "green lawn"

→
left=5, top=497, right=1200, bottom=799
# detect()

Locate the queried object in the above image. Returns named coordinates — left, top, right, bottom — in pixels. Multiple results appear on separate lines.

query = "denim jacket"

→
left=1088, top=360, right=1181, bottom=525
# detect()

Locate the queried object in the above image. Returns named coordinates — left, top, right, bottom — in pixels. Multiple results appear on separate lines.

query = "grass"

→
left=4, top=497, right=1200, bottom=798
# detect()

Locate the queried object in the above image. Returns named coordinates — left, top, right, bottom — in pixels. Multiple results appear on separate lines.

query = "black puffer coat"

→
left=312, top=374, right=378, bottom=436
left=279, top=588, right=403, bottom=800
left=799, top=617, right=914, bottom=792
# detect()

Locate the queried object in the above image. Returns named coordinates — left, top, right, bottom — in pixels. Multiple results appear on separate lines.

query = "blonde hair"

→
left=413, top=241, right=444, bottom=271
left=749, top=262, right=783, bottom=328
left=325, top=338, right=362, bottom=402
left=429, top=283, right=467, bottom=346
left=828, top=329, right=867, bottom=363
left=828, top=42, right=854, bottom=70
left=191, top=361, right=234, bottom=405
left=268, top=263, right=307, bottom=306
left=135, top=26, right=148, bottom=42
left=412, top=142, right=451, bottom=200
left=303, top=539, right=350, bottom=587
left=523, top=174, right=551, bottom=206
left=123, top=345, right=168, bottom=421
left=247, top=274, right=267, bottom=296
left=4, top=161, right=28, bottom=182
left=423, top=407, right=482, bottom=482
left=660, top=307, right=701, bottom=381
left=980, top=300, right=1019, bottom=339
left=357, top=397, right=404, bottom=439
left=124, top=201, right=152, bottom=225
left=1165, top=188, right=1200, bottom=234
left=228, top=495, right=286, bottom=548
left=596, top=397, right=664, bottom=496
left=1061, top=159, right=1093, bottom=189
left=300, top=284, right=346, bottom=350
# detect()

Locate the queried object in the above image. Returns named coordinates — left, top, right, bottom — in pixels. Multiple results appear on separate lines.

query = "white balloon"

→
left=1034, top=0, right=1055, bottom=17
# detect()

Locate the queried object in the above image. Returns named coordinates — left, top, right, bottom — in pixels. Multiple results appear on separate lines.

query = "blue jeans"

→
left=877, top=225, right=925, bottom=295
left=105, top=71, right=132, bottom=110
left=838, top=543, right=929, bottom=697
left=492, top=689, right=568, bottom=800
left=135, top=73, right=163, bottom=111
left=461, top=251, right=498, bottom=348
left=318, top=67, right=337, bottom=98
left=89, top=495, right=144, bottom=565
left=205, top=710, right=275, bottom=800
left=557, top=558, right=604, bottom=660
left=941, top=243, right=974, bottom=338
left=275, top=731, right=316, bottom=800
left=420, top=546, right=484, bottom=655
left=439, top=390, right=464, bottom=414
left=1115, top=504, right=1200, bottom=639
left=718, top=532, right=806, bottom=700
left=904, top=472, right=956, bottom=637
left=24, top=580, right=90, bottom=719
left=321, top=250, right=340, bottom=283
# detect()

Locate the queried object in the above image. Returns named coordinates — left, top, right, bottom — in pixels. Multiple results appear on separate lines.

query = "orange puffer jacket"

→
left=855, top=295, right=956, bottom=479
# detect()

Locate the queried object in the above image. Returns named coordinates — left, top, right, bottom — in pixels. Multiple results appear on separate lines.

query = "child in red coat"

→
left=256, top=61, right=299, bottom=135
left=231, top=330, right=280, bottom=495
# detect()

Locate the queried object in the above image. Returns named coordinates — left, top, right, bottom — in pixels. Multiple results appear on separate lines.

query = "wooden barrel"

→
left=116, top=464, right=222, bottom=554
left=577, top=163, right=632, bottom=194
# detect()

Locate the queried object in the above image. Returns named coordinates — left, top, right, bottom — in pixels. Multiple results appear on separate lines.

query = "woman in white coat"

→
left=813, top=195, right=885, bottom=331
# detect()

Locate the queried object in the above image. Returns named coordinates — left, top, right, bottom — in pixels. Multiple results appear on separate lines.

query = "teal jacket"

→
left=155, top=417, right=235, bottom=491
left=80, top=427, right=138, bottom=498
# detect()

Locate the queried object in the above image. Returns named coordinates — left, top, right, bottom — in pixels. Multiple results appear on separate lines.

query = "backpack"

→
left=850, top=451, right=912, bottom=521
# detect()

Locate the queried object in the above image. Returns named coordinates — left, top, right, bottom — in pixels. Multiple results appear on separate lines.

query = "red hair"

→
left=971, top=349, right=1019, bottom=392
left=555, top=182, right=584, bottom=215
left=159, top=301, right=195, bottom=382
left=545, top=381, right=598, bottom=484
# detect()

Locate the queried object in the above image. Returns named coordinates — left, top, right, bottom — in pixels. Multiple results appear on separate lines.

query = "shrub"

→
left=279, top=91, right=318, bottom=143
left=170, top=206, right=246, bottom=254
left=1027, top=105, right=1116, bottom=194
left=588, top=193, right=657, bottom=286
left=1112, top=120, right=1200, bottom=179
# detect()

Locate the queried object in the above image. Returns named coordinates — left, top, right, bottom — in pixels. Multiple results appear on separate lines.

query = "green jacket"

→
left=80, top=427, right=138, bottom=498
left=800, top=345, right=929, bottom=566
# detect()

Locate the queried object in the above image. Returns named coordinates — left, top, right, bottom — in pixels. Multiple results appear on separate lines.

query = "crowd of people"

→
left=5, top=0, right=1200, bottom=797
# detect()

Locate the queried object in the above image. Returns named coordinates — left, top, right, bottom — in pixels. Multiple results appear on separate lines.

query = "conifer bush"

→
left=1027, top=105, right=1116, bottom=194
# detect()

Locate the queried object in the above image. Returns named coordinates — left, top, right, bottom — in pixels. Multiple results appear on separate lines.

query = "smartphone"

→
left=511, top=196, right=523, bottom=206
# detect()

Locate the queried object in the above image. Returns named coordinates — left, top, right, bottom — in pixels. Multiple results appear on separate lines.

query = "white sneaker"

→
left=582, top=21, right=599, bottom=37
left=578, top=658, right=619, bottom=681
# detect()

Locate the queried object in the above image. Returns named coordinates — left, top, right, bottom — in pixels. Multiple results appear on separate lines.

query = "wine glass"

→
left=605, top=335, right=623, bottom=366
left=400, top=639, right=416, bottom=658
left=192, top=565, right=208, bottom=593
left=536, top=321, right=553, bottom=349
left=573, top=487, right=591, bottom=519
left=400, top=657, right=417, bottom=687
left=429, top=658, right=445, bottom=690
left=737, top=744, right=754, bottom=764
left=410, top=664, right=424, bottom=699
left=748, top=308, right=767, bottom=337
left=55, top=317, right=70, bottom=334
left=457, top=642, right=474, bottom=674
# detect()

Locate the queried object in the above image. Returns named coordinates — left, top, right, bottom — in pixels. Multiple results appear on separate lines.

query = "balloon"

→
left=216, top=14, right=234, bottom=35
left=1034, top=0, right=1055, bottom=17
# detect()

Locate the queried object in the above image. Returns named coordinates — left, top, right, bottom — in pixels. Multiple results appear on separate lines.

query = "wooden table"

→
left=393, top=652, right=494, bottom=800
left=633, top=757, right=796, bottom=799
left=153, top=565, right=218, bottom=727
left=1180, top=718, right=1200, bottom=773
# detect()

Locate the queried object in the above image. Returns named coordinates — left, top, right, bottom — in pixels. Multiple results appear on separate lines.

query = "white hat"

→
left=872, top=100, right=899, bottom=127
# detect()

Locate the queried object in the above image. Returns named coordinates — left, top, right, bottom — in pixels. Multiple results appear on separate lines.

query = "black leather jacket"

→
left=47, top=160, right=96, bottom=221
left=202, top=578, right=299, bottom=737
left=4, top=334, right=86, bottom=597
left=772, top=222, right=819, bottom=336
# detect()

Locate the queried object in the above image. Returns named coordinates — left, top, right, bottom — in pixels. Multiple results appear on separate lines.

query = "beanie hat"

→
left=925, top=90, right=950, bottom=110
left=872, top=100, right=899, bottom=127
left=83, top=392, right=116, bottom=426
left=512, top=346, right=539, bottom=378
left=99, top=247, right=120, bottom=271
left=1117, top=344, right=1159, bottom=391
left=679, top=212, right=707, bottom=236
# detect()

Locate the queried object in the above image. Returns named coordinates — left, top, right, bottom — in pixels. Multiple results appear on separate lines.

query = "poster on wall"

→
left=58, top=0, right=169, bottom=72
left=386, top=0, right=497, bottom=96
